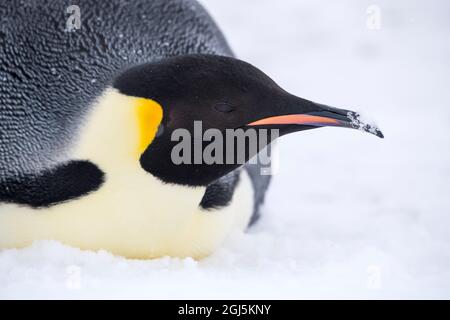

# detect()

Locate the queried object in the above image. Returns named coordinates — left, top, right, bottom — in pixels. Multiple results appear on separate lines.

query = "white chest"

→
left=0, top=167, right=253, bottom=258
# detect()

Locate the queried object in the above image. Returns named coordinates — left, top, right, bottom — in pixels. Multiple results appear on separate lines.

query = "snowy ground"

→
left=1, top=0, right=450, bottom=299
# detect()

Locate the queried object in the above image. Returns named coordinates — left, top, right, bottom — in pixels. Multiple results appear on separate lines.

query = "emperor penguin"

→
left=0, top=0, right=383, bottom=259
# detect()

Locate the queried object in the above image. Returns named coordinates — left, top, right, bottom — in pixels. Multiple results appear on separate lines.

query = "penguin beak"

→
left=247, top=102, right=384, bottom=138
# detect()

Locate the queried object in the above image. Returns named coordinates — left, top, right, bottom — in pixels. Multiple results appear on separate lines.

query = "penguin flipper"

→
left=245, top=162, right=271, bottom=226
left=200, top=171, right=239, bottom=210
left=200, top=163, right=271, bottom=228
left=0, top=160, right=104, bottom=208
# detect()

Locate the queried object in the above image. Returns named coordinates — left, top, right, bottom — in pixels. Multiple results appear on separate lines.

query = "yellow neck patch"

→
left=134, top=97, right=163, bottom=157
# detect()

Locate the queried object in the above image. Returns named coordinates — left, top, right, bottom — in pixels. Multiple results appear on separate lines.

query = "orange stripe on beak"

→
left=248, top=114, right=342, bottom=127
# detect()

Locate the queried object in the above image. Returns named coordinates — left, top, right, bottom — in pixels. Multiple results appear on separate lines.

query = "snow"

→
left=1, top=0, right=450, bottom=299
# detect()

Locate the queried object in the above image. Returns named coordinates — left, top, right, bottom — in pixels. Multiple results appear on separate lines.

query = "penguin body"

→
left=0, top=0, right=269, bottom=257
left=0, top=89, right=254, bottom=258
left=0, top=0, right=382, bottom=258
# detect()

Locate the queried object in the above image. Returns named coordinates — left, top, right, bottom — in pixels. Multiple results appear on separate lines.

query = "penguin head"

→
left=113, top=54, right=383, bottom=186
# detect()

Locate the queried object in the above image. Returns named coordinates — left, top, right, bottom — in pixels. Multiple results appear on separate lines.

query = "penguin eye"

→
left=213, top=103, right=234, bottom=113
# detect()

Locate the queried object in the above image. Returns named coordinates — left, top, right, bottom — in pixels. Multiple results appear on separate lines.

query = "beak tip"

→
left=346, top=111, right=384, bottom=139
left=375, top=130, right=384, bottom=139
left=362, top=126, right=384, bottom=139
